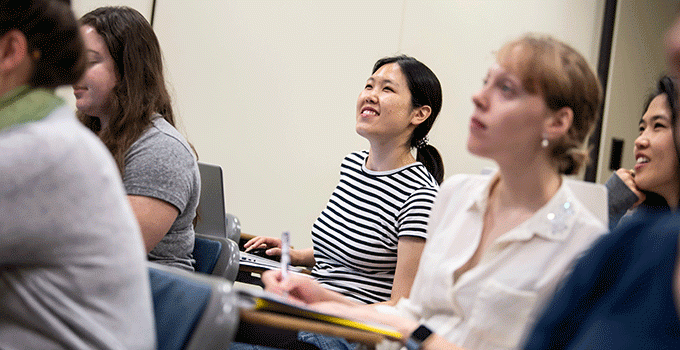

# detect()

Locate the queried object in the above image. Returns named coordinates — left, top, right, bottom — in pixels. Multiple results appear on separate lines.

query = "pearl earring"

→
left=541, top=137, right=549, bottom=148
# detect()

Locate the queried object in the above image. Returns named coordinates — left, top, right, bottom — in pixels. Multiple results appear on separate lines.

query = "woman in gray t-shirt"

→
left=74, top=6, right=199, bottom=271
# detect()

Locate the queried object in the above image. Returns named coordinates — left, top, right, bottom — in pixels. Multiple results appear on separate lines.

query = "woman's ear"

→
left=544, top=106, right=574, bottom=140
left=0, top=30, right=29, bottom=73
left=410, top=105, right=432, bottom=126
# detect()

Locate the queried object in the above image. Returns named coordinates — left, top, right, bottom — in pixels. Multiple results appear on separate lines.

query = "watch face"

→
left=412, top=325, right=433, bottom=341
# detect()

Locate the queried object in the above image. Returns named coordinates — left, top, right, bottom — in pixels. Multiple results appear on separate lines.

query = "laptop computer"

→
left=195, top=162, right=227, bottom=238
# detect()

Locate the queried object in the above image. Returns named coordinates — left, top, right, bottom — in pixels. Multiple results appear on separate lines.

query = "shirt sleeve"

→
left=396, top=186, right=438, bottom=239
left=375, top=297, right=423, bottom=321
left=605, top=172, right=638, bottom=230
left=123, top=131, right=196, bottom=215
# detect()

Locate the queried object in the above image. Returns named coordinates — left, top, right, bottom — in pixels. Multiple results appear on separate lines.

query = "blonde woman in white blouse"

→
left=257, top=34, right=607, bottom=350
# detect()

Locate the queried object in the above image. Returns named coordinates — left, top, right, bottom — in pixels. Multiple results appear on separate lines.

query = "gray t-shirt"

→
left=0, top=106, right=155, bottom=349
left=124, top=116, right=200, bottom=271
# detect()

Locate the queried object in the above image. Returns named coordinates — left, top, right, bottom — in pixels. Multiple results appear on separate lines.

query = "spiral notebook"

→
left=236, top=288, right=403, bottom=340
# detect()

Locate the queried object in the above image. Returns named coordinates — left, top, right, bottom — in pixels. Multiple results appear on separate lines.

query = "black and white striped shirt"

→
left=311, top=151, right=439, bottom=304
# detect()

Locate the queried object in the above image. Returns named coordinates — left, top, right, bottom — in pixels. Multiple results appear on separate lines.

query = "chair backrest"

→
left=195, top=162, right=227, bottom=238
left=148, top=263, right=239, bottom=350
left=225, top=213, right=242, bottom=243
left=193, top=235, right=222, bottom=274
left=564, top=179, right=609, bottom=227
left=194, top=233, right=240, bottom=282
left=479, top=168, right=608, bottom=227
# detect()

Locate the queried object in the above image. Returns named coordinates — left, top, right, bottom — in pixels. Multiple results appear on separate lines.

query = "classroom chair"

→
left=193, top=233, right=240, bottom=282
left=225, top=213, right=242, bottom=243
left=481, top=168, right=609, bottom=227
left=148, top=262, right=239, bottom=350
left=564, top=178, right=608, bottom=226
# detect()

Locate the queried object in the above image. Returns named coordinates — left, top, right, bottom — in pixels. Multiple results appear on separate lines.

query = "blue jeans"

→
left=229, top=332, right=357, bottom=350
left=230, top=343, right=279, bottom=350
left=297, top=331, right=357, bottom=350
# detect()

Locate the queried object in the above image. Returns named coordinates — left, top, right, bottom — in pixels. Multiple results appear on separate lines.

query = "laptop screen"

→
left=195, top=162, right=227, bottom=238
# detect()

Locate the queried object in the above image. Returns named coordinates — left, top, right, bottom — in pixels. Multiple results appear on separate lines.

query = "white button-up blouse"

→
left=375, top=173, right=606, bottom=350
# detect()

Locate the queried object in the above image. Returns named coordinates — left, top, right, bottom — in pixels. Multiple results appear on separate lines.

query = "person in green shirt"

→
left=0, top=1, right=155, bottom=348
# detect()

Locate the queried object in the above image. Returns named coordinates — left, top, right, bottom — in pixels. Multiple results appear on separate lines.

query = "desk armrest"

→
left=239, top=309, right=393, bottom=348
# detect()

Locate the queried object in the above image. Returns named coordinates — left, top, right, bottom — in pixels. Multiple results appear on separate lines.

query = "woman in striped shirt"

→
left=245, top=55, right=444, bottom=305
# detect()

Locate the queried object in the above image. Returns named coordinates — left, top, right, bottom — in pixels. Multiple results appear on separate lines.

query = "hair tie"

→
left=415, top=136, right=429, bottom=149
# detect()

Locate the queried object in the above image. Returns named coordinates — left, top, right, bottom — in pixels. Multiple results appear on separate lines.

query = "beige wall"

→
left=71, top=1, right=656, bottom=250
left=150, top=0, right=605, bottom=249
left=62, top=0, right=679, bottom=256
left=71, top=0, right=153, bottom=18
left=596, top=0, right=680, bottom=183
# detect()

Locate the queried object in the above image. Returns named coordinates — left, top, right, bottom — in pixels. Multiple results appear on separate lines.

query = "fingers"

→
left=615, top=168, right=646, bottom=208
left=261, top=269, right=283, bottom=286
left=243, top=236, right=266, bottom=251
left=615, top=168, right=638, bottom=188
left=262, top=270, right=298, bottom=299
left=261, top=270, right=320, bottom=304
left=244, top=236, right=281, bottom=252
left=615, top=168, right=635, bottom=179
left=266, top=247, right=282, bottom=257
left=632, top=188, right=646, bottom=208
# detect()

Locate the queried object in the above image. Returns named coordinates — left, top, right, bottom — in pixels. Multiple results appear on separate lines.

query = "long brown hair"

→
left=77, top=6, right=175, bottom=175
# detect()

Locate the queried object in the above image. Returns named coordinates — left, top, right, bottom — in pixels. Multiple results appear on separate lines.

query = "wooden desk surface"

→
left=237, top=233, right=400, bottom=348
left=239, top=309, right=399, bottom=349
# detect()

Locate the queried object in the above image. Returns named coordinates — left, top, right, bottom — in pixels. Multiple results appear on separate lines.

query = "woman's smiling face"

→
left=634, top=93, right=680, bottom=202
left=355, top=62, right=418, bottom=144
left=73, top=25, right=118, bottom=121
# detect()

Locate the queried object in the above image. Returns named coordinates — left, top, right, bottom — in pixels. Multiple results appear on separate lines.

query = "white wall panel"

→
left=71, top=0, right=153, bottom=19
left=154, top=1, right=403, bottom=248
left=398, top=0, right=605, bottom=181
left=152, top=0, right=608, bottom=249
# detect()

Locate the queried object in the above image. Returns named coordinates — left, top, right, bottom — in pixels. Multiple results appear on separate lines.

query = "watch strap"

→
left=404, top=324, right=433, bottom=350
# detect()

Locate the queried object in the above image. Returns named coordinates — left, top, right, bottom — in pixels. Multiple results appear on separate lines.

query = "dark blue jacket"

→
left=524, top=212, right=680, bottom=349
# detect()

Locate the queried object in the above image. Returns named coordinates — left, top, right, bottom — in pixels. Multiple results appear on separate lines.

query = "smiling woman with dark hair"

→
left=243, top=55, right=444, bottom=310
left=233, top=55, right=443, bottom=350
left=606, top=76, right=680, bottom=229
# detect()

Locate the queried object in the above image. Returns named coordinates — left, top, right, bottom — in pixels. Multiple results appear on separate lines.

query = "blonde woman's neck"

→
left=493, top=157, right=562, bottom=212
